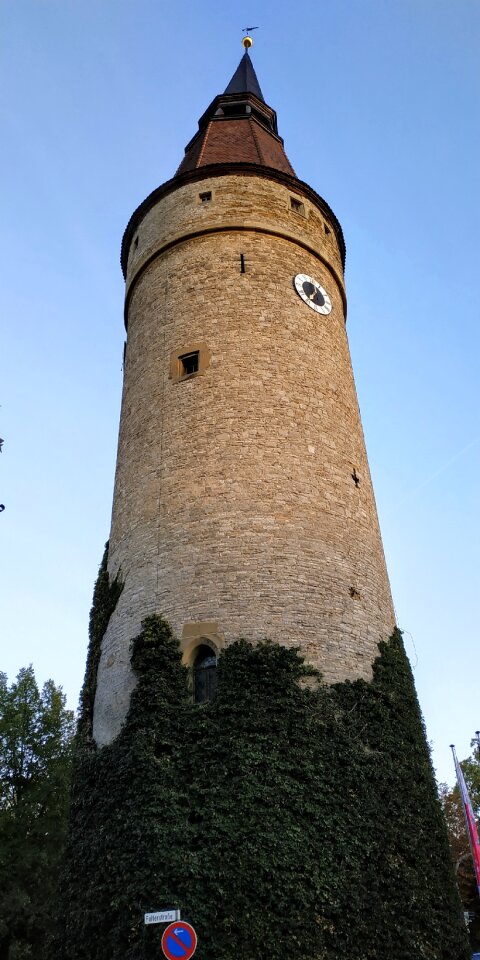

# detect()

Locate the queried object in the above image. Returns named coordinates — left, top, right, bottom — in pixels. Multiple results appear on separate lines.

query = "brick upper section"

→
left=176, top=116, right=295, bottom=177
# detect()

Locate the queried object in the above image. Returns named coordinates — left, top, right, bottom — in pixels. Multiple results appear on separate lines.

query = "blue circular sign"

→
left=161, top=921, right=197, bottom=960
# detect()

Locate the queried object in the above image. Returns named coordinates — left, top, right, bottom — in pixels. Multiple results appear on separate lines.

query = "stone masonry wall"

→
left=124, top=173, right=345, bottom=294
left=92, top=173, right=395, bottom=747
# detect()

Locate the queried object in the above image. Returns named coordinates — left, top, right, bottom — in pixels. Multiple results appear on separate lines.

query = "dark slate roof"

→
left=175, top=49, right=294, bottom=178
left=224, top=50, right=265, bottom=101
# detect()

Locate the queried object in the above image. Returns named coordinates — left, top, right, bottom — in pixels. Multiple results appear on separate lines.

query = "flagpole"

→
left=450, top=743, right=480, bottom=897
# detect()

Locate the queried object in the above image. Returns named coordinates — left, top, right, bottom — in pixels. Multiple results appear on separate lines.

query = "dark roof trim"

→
left=185, top=91, right=279, bottom=151
left=121, top=163, right=346, bottom=276
left=124, top=225, right=347, bottom=330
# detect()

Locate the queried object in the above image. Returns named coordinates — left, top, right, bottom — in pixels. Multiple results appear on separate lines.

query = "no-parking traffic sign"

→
left=161, top=921, right=197, bottom=959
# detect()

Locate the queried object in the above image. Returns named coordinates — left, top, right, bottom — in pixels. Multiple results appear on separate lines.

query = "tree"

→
left=440, top=738, right=480, bottom=951
left=0, top=667, right=75, bottom=960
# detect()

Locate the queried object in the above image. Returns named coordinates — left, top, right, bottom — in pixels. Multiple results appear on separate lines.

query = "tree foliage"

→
left=61, top=613, right=469, bottom=960
left=0, top=667, right=75, bottom=960
left=440, top=741, right=480, bottom=950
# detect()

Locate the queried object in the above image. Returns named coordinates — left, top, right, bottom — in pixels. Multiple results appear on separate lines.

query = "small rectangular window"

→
left=178, top=351, right=199, bottom=378
left=199, top=191, right=212, bottom=203
left=290, top=196, right=305, bottom=216
left=170, top=343, right=210, bottom=382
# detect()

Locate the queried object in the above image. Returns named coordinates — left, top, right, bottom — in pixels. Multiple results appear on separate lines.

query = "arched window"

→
left=193, top=644, right=218, bottom=703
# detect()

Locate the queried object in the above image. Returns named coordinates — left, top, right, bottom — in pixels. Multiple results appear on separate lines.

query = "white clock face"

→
left=294, top=274, right=332, bottom=315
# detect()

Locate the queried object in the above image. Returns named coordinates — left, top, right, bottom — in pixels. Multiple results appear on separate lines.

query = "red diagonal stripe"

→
left=168, top=929, right=190, bottom=956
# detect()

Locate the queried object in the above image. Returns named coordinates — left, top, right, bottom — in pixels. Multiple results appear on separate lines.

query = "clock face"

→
left=294, top=274, right=332, bottom=315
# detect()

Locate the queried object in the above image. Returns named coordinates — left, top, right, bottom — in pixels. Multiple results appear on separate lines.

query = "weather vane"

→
left=242, top=26, right=258, bottom=49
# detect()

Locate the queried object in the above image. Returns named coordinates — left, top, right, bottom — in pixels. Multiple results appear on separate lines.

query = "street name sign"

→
left=144, top=910, right=180, bottom=925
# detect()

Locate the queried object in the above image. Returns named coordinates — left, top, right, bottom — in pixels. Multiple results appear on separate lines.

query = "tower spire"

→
left=223, top=46, right=265, bottom=101
left=175, top=42, right=294, bottom=176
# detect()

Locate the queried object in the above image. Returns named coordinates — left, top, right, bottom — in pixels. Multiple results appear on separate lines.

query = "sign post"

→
left=161, top=920, right=197, bottom=959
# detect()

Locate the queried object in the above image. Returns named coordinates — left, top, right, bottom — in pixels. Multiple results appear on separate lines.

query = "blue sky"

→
left=1, top=0, right=479, bottom=784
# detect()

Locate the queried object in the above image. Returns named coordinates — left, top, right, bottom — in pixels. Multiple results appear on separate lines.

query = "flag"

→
left=451, top=744, right=480, bottom=896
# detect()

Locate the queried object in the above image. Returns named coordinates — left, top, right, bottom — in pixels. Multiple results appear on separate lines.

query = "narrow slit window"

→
left=178, top=351, right=199, bottom=378
left=199, top=191, right=212, bottom=203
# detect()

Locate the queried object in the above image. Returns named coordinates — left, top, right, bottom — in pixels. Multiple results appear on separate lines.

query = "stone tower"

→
left=92, top=43, right=395, bottom=746
left=65, top=44, right=469, bottom=960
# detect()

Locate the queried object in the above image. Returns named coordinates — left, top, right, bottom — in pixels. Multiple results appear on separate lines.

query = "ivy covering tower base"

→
left=60, top=576, right=468, bottom=959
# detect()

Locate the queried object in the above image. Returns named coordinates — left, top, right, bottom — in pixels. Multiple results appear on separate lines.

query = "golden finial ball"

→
left=242, top=36, right=253, bottom=49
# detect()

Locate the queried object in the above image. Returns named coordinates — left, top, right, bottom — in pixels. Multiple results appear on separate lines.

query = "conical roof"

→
left=223, top=50, right=265, bottom=101
left=121, top=46, right=346, bottom=276
left=175, top=49, right=294, bottom=177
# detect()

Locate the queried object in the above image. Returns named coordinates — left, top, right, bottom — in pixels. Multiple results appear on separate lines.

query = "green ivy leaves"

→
left=62, top=609, right=469, bottom=960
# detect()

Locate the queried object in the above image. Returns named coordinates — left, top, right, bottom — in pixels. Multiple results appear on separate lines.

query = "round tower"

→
left=93, top=47, right=395, bottom=746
